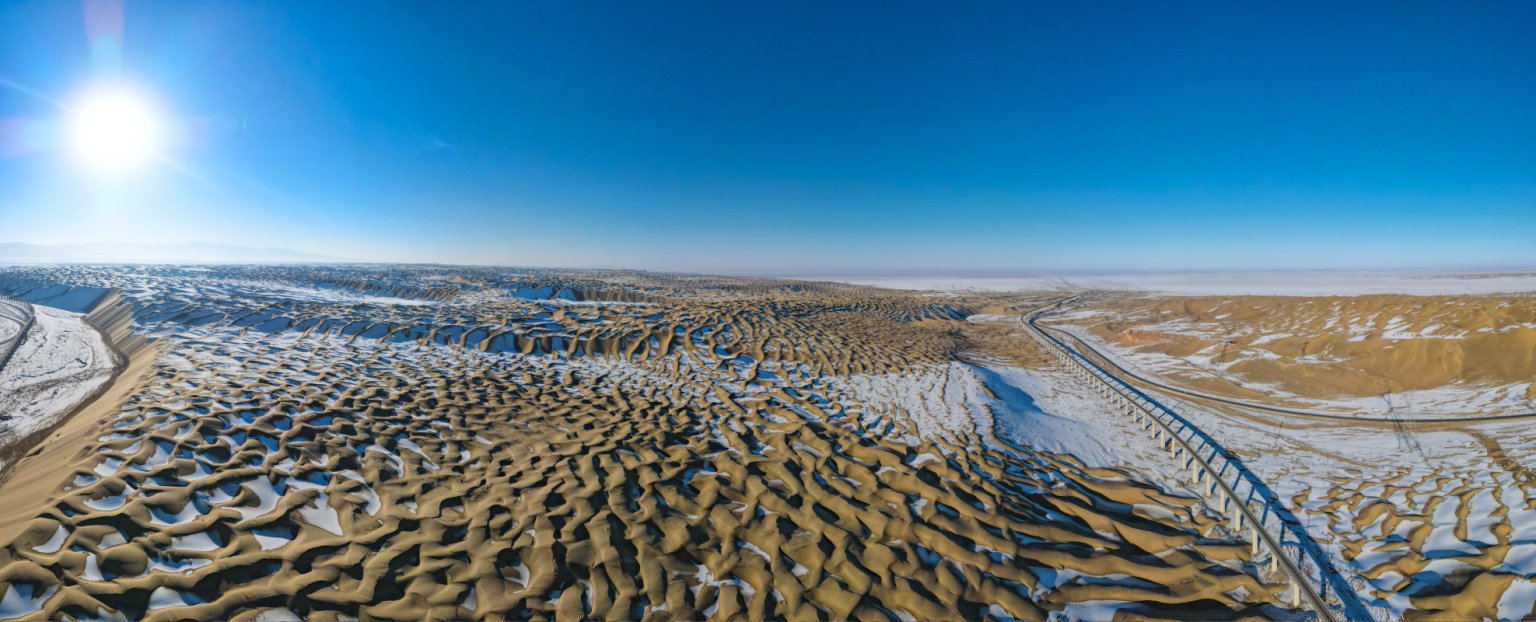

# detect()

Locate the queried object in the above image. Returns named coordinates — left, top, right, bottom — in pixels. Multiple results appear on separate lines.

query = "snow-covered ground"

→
left=840, top=360, right=1196, bottom=490
left=814, top=271, right=1536, bottom=296
left=1145, top=390, right=1536, bottom=617
left=0, top=306, right=116, bottom=467
left=1026, top=323, right=1536, bottom=615
left=961, top=313, right=1536, bottom=616
left=977, top=363, right=1201, bottom=487
left=0, top=314, right=21, bottom=345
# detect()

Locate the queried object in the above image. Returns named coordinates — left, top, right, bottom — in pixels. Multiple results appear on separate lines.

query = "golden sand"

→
left=0, top=272, right=1293, bottom=621
left=0, top=292, right=152, bottom=503
left=1036, top=292, right=1536, bottom=619
left=1055, top=293, right=1536, bottom=415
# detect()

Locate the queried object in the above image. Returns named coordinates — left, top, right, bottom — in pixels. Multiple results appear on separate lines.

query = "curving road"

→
left=1030, top=298, right=1536, bottom=425
left=1021, top=298, right=1380, bottom=622
left=0, top=297, right=33, bottom=374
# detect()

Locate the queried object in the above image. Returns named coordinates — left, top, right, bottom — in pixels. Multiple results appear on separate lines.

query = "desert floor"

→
left=0, top=266, right=1528, bottom=620
left=1034, top=292, right=1536, bottom=620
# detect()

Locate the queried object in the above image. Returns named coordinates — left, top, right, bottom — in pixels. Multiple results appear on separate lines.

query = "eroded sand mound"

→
left=1022, top=294, right=1536, bottom=619
left=0, top=266, right=1294, bottom=621
left=1056, top=293, right=1536, bottom=416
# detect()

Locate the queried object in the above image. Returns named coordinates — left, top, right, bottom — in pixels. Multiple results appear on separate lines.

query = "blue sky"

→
left=1, top=1, right=1532, bottom=273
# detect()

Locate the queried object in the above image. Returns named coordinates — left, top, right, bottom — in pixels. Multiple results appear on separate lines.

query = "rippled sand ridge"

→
left=0, top=266, right=1306, bottom=621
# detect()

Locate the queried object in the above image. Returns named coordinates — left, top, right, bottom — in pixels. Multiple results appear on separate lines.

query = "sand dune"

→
left=1051, top=293, right=1536, bottom=417
left=0, top=265, right=1298, bottom=621
left=9, top=267, right=1526, bottom=619
left=1017, top=294, right=1536, bottom=619
left=1119, top=394, right=1536, bottom=620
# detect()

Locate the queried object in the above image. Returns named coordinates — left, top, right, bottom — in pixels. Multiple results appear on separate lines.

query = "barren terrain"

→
left=1049, top=292, right=1536, bottom=417
left=1, top=267, right=1532, bottom=620
left=0, top=266, right=1300, bottom=621
left=1029, top=291, right=1536, bottom=619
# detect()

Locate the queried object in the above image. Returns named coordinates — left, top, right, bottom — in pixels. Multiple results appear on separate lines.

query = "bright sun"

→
left=68, top=88, right=162, bottom=174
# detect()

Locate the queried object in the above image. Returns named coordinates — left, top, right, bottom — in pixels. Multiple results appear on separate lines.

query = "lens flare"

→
left=68, top=88, right=161, bottom=174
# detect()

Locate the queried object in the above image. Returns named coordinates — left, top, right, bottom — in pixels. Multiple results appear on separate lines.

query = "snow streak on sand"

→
left=1143, top=394, right=1536, bottom=619
left=1049, top=293, right=1536, bottom=417
left=0, top=264, right=1298, bottom=621
left=968, top=309, right=1536, bottom=619
left=841, top=360, right=1187, bottom=484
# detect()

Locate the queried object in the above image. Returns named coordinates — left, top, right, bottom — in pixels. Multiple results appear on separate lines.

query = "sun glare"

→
left=68, top=88, right=161, bottom=174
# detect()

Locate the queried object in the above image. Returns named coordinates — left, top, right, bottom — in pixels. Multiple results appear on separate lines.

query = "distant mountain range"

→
left=0, top=242, right=344, bottom=264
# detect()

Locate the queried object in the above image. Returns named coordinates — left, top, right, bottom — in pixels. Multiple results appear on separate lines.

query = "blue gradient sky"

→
left=1, top=1, right=1533, bottom=273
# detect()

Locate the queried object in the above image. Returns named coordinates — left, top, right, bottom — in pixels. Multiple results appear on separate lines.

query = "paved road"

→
left=1022, top=299, right=1380, bottom=622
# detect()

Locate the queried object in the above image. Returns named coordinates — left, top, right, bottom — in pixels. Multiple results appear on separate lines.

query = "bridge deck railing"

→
left=1022, top=303, right=1384, bottom=622
left=0, top=297, right=33, bottom=375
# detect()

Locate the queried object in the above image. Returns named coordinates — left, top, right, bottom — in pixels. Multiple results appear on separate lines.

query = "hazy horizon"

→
left=8, top=4, right=1536, bottom=620
left=3, top=1, right=1534, bottom=272
left=3, top=239, right=1535, bottom=280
